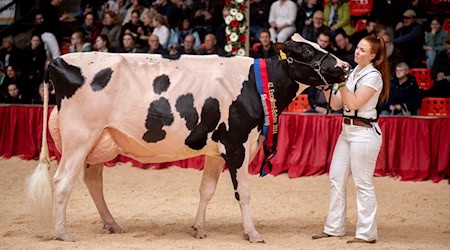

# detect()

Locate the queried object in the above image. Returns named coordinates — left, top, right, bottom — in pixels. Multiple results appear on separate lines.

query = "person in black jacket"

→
left=424, top=35, right=450, bottom=97
left=251, top=29, right=276, bottom=59
left=379, top=62, right=421, bottom=115
left=23, top=35, right=47, bottom=97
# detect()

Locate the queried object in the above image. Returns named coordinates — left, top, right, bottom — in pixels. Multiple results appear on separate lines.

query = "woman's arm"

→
left=339, top=84, right=377, bottom=110
left=322, top=86, right=344, bottom=110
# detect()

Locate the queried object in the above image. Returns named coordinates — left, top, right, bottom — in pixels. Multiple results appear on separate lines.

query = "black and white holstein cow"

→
left=27, top=34, right=350, bottom=243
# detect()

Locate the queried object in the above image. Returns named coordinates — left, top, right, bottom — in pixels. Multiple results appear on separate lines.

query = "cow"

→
left=27, top=34, right=350, bottom=243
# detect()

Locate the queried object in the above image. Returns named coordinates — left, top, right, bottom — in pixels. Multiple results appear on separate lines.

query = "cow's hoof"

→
left=191, top=225, right=207, bottom=239
left=244, top=233, right=265, bottom=243
left=53, top=234, right=75, bottom=242
left=103, top=224, right=124, bottom=234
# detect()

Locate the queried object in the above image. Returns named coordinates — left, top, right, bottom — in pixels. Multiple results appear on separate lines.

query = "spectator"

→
left=268, top=0, right=297, bottom=43
left=370, top=0, right=406, bottom=36
left=3, top=65, right=27, bottom=102
left=156, top=0, right=179, bottom=29
left=32, top=12, right=60, bottom=60
left=173, top=18, right=201, bottom=50
left=251, top=29, right=276, bottom=59
left=333, top=29, right=356, bottom=68
left=80, top=12, right=102, bottom=46
left=32, top=83, right=56, bottom=105
left=316, top=30, right=334, bottom=53
left=152, top=14, right=171, bottom=49
left=121, top=9, right=144, bottom=44
left=295, top=0, right=322, bottom=36
left=350, top=17, right=378, bottom=46
left=23, top=35, right=47, bottom=95
left=423, top=17, right=448, bottom=68
left=302, top=10, right=330, bottom=43
left=393, top=9, right=425, bottom=68
left=40, top=0, right=70, bottom=44
left=101, top=0, right=128, bottom=23
left=250, top=0, right=271, bottom=41
left=136, top=9, right=157, bottom=48
left=191, top=0, right=224, bottom=42
left=323, top=0, right=353, bottom=36
left=2, top=83, right=24, bottom=104
left=379, top=31, right=403, bottom=75
left=118, top=33, right=138, bottom=53
left=78, top=0, right=103, bottom=21
left=425, top=35, right=450, bottom=97
left=101, top=11, right=122, bottom=51
left=197, top=33, right=225, bottom=56
left=70, top=31, right=92, bottom=53
left=177, top=34, right=198, bottom=55
left=94, top=34, right=111, bottom=52
left=379, top=62, right=421, bottom=115
left=0, top=35, right=23, bottom=70
left=142, top=34, right=169, bottom=55
left=122, top=0, right=149, bottom=25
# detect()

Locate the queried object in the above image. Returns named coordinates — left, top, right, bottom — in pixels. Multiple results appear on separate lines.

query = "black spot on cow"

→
left=153, top=74, right=171, bottom=94
left=45, top=57, right=86, bottom=110
left=90, top=67, right=113, bottom=92
left=175, top=94, right=198, bottom=130
left=185, top=98, right=220, bottom=150
left=142, top=97, right=174, bottom=142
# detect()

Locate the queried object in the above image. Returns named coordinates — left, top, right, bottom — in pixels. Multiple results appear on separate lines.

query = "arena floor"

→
left=1, top=157, right=449, bottom=249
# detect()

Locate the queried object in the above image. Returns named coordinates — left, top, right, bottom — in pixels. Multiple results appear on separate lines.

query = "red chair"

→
left=420, top=98, right=450, bottom=116
left=409, top=68, right=434, bottom=91
left=354, top=19, right=367, bottom=33
left=285, top=94, right=310, bottom=113
left=443, top=18, right=450, bottom=33
left=349, top=0, right=373, bottom=16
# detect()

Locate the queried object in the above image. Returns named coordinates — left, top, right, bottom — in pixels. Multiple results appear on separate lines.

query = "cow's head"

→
left=274, top=33, right=351, bottom=86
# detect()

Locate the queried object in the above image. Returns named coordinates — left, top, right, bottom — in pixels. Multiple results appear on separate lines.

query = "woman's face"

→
left=430, top=20, right=441, bottom=30
left=131, top=12, right=140, bottom=24
left=85, top=14, right=94, bottom=26
left=95, top=36, right=106, bottom=49
left=8, top=84, right=19, bottom=97
left=182, top=19, right=190, bottom=29
left=103, top=14, right=113, bottom=25
left=6, top=66, right=16, bottom=78
left=153, top=18, right=160, bottom=27
left=354, top=39, right=375, bottom=66
left=31, top=36, right=41, bottom=49
left=71, top=34, right=81, bottom=46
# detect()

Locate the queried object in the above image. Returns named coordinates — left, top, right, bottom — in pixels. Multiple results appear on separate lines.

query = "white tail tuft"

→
left=26, top=81, right=53, bottom=230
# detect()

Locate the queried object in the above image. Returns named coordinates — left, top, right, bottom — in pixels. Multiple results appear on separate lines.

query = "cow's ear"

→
left=273, top=43, right=287, bottom=61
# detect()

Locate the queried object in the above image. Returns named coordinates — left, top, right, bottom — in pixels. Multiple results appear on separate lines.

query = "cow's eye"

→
left=303, top=48, right=313, bottom=57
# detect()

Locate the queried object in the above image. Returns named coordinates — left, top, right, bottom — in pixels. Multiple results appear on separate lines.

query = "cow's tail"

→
left=26, top=80, right=53, bottom=228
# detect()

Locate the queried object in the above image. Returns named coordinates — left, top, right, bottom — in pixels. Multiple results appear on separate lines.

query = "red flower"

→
left=239, top=35, right=246, bottom=43
left=226, top=35, right=230, bottom=42
left=232, top=46, right=238, bottom=53
left=225, top=0, right=230, bottom=6
left=231, top=20, right=239, bottom=28
left=240, top=4, right=245, bottom=11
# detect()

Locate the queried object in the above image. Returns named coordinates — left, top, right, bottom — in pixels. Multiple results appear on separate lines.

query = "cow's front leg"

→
left=236, top=159, right=264, bottom=243
left=192, top=156, right=223, bottom=239
left=83, top=163, right=123, bottom=234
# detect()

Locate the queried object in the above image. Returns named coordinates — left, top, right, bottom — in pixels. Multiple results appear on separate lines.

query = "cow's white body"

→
left=27, top=34, right=350, bottom=243
left=50, top=53, right=259, bottom=164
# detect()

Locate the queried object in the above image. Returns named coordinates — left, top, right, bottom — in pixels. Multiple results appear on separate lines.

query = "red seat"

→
left=409, top=68, right=433, bottom=91
left=420, top=98, right=450, bottom=116
left=285, top=94, right=310, bottom=113
left=443, top=18, right=450, bottom=33
left=349, top=0, right=373, bottom=16
left=355, top=19, right=367, bottom=33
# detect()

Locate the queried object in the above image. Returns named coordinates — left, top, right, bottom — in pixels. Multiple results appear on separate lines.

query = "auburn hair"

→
left=361, top=34, right=390, bottom=102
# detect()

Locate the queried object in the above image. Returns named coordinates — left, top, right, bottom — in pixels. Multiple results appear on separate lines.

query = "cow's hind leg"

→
left=192, top=155, right=224, bottom=239
left=83, top=163, right=123, bottom=234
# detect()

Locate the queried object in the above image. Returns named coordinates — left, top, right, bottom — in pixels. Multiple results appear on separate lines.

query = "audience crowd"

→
left=0, top=0, right=448, bottom=116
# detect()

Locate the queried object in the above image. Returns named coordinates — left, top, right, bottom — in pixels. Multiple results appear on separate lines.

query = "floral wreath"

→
left=224, top=0, right=248, bottom=56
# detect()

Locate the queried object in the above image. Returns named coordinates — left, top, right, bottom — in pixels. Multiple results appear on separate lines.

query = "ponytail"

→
left=363, top=34, right=390, bottom=102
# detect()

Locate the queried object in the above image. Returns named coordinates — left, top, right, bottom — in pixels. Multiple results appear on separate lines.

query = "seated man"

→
left=316, top=30, right=334, bottom=53
left=251, top=29, right=276, bottom=59
left=197, top=33, right=225, bottom=56
left=379, top=62, right=421, bottom=115
left=333, top=29, right=356, bottom=68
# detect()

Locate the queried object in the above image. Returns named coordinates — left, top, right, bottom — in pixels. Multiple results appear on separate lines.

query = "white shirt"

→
left=268, top=0, right=297, bottom=27
left=343, top=63, right=383, bottom=119
left=153, top=26, right=170, bottom=49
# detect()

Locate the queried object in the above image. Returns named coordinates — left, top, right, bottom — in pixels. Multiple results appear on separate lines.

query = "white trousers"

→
left=323, top=122, right=382, bottom=241
left=41, top=32, right=61, bottom=60
left=269, top=26, right=296, bottom=43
